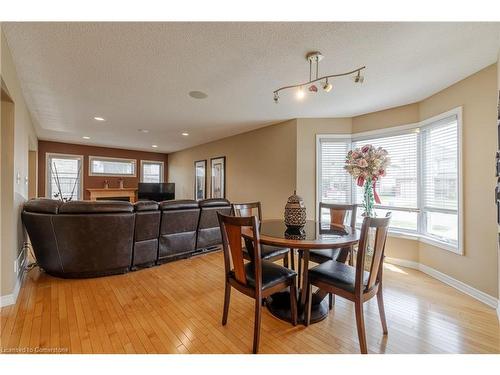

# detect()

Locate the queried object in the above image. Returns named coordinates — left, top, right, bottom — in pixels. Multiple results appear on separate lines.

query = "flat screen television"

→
left=138, top=183, right=175, bottom=202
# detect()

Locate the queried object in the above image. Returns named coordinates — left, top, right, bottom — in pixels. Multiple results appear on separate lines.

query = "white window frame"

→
left=418, top=108, right=463, bottom=254
left=315, top=134, right=352, bottom=218
left=316, top=107, right=463, bottom=254
left=88, top=155, right=137, bottom=177
left=140, top=160, right=165, bottom=183
left=45, top=152, right=84, bottom=200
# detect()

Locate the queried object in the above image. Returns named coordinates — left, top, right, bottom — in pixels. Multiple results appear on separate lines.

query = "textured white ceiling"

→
left=3, top=22, right=500, bottom=153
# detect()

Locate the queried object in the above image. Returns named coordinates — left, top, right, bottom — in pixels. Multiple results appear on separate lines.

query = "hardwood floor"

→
left=1, top=251, right=499, bottom=354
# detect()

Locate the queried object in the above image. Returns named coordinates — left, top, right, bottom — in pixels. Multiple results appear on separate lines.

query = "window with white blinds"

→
left=352, top=132, right=419, bottom=231
left=316, top=109, right=461, bottom=253
left=318, top=138, right=351, bottom=204
left=421, top=115, right=459, bottom=245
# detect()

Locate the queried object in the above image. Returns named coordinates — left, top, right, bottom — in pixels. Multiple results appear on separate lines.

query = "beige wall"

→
left=498, top=49, right=500, bottom=303
left=418, top=64, right=498, bottom=297
left=296, top=118, right=352, bottom=220
left=1, top=97, right=15, bottom=298
left=352, top=103, right=420, bottom=132
left=1, top=26, right=38, bottom=298
left=168, top=120, right=297, bottom=219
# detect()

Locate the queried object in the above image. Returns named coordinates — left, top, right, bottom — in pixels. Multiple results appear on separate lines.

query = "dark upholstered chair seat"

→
left=309, top=260, right=369, bottom=293
left=309, top=248, right=341, bottom=262
left=240, top=261, right=297, bottom=290
left=243, top=244, right=289, bottom=261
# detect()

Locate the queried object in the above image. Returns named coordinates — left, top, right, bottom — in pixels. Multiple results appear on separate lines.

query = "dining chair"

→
left=298, top=202, right=357, bottom=309
left=217, top=212, right=298, bottom=354
left=232, top=202, right=291, bottom=268
left=304, top=213, right=392, bottom=354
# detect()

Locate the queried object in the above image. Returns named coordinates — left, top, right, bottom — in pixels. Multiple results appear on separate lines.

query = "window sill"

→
left=387, top=230, right=461, bottom=254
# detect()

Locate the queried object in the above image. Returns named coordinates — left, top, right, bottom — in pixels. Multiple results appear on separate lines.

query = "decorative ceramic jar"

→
left=284, top=190, right=307, bottom=229
left=284, top=227, right=306, bottom=240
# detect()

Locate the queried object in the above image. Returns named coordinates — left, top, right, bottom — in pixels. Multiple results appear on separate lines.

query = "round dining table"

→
left=241, top=219, right=360, bottom=325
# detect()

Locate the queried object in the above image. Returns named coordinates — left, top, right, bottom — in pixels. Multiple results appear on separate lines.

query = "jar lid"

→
left=287, top=190, right=303, bottom=204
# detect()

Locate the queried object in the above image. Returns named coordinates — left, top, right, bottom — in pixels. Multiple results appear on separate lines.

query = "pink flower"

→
left=357, top=159, right=368, bottom=168
left=361, top=145, right=370, bottom=153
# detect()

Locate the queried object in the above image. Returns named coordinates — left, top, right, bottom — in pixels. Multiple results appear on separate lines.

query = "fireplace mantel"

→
left=87, top=188, right=137, bottom=202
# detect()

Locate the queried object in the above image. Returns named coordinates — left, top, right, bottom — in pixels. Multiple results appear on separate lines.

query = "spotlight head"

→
left=354, top=71, right=364, bottom=83
left=308, top=84, right=318, bottom=93
left=273, top=92, right=279, bottom=103
left=323, top=78, right=333, bottom=93
left=296, top=86, right=305, bottom=100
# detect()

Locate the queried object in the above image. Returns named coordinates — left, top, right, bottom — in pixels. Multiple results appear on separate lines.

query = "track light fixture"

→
left=272, top=51, right=365, bottom=103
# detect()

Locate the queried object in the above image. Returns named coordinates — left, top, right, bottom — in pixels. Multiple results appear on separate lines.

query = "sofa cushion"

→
left=23, top=198, right=62, bottom=214
left=59, top=200, right=133, bottom=214
left=134, top=200, right=159, bottom=212
left=198, top=198, right=230, bottom=208
left=160, top=199, right=199, bottom=211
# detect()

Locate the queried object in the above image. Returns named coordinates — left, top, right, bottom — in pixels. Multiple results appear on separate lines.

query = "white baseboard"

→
left=385, top=257, right=499, bottom=310
left=0, top=275, right=22, bottom=307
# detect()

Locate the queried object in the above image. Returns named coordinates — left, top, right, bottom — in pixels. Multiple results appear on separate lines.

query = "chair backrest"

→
left=355, top=213, right=391, bottom=294
left=217, top=212, right=262, bottom=288
left=319, top=202, right=357, bottom=228
left=231, top=202, right=262, bottom=222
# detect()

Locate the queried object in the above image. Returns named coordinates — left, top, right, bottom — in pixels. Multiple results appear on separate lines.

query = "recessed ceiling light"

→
left=188, top=91, right=208, bottom=99
left=82, top=136, right=91, bottom=140
left=152, top=144, right=158, bottom=148
left=138, top=129, right=149, bottom=133
left=94, top=116, right=105, bottom=121
left=182, top=132, right=189, bottom=136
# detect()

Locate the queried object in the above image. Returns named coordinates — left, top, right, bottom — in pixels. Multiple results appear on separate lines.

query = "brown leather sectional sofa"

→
left=22, top=198, right=231, bottom=278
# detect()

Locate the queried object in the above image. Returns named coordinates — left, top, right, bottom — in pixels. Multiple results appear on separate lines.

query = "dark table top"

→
left=241, top=219, right=360, bottom=250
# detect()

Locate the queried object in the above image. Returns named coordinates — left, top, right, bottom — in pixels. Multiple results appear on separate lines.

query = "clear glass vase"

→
left=361, top=177, right=377, bottom=260
left=363, top=177, right=375, bottom=218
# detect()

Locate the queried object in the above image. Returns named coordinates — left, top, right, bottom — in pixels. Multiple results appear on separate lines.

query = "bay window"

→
left=316, top=108, right=462, bottom=253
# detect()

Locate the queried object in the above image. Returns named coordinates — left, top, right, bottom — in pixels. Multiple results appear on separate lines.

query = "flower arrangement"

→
left=344, top=144, right=390, bottom=217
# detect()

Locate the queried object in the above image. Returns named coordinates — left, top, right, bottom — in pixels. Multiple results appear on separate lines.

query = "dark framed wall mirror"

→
left=210, top=156, right=226, bottom=199
left=194, top=159, right=207, bottom=200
